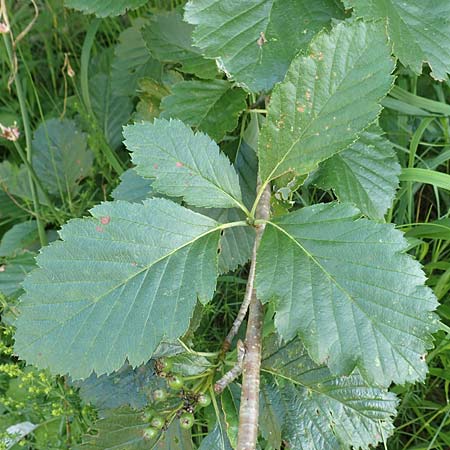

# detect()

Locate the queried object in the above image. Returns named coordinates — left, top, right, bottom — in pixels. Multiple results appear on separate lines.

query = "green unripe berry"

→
left=142, top=408, right=155, bottom=422
left=151, top=415, right=165, bottom=429
left=168, top=375, right=184, bottom=391
left=143, top=427, right=158, bottom=440
left=179, top=412, right=195, bottom=429
left=152, top=389, right=167, bottom=402
left=197, top=393, right=211, bottom=408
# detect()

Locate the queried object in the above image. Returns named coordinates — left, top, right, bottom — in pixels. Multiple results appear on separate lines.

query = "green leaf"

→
left=314, top=125, right=400, bottom=219
left=262, top=334, right=397, bottom=449
left=198, top=420, right=232, bottom=450
left=0, top=161, right=51, bottom=206
left=259, top=381, right=284, bottom=449
left=155, top=421, right=195, bottom=449
left=124, top=119, right=245, bottom=211
left=143, top=10, right=217, bottom=79
left=344, top=0, right=450, bottom=81
left=221, top=386, right=240, bottom=448
left=14, top=199, right=223, bottom=378
left=256, top=202, right=438, bottom=386
left=77, top=406, right=157, bottom=449
left=184, top=0, right=344, bottom=92
left=111, top=19, right=163, bottom=97
left=0, top=222, right=38, bottom=257
left=258, top=20, right=394, bottom=184
left=134, top=78, right=171, bottom=122
left=90, top=73, right=133, bottom=150
left=32, top=119, right=93, bottom=197
left=64, top=0, right=147, bottom=17
left=75, top=361, right=157, bottom=412
left=0, top=253, right=36, bottom=298
left=161, top=80, right=247, bottom=142
left=169, top=353, right=211, bottom=376
left=110, top=169, right=153, bottom=203
left=200, top=207, right=254, bottom=274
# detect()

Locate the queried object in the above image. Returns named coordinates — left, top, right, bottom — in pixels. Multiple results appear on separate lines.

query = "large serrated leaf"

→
left=143, top=10, right=217, bottom=79
left=32, top=119, right=93, bottom=197
left=258, top=20, right=394, bottom=185
left=124, top=119, right=245, bottom=210
left=184, top=0, right=344, bottom=92
left=256, top=202, right=438, bottom=386
left=0, top=221, right=38, bottom=258
left=161, top=80, right=247, bottom=142
left=262, top=334, right=398, bottom=450
left=314, top=125, right=400, bottom=220
left=64, top=0, right=147, bottom=17
left=14, top=199, right=222, bottom=378
left=344, top=0, right=450, bottom=81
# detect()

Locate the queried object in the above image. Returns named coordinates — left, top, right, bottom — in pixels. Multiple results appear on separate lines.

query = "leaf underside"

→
left=345, top=0, right=450, bottom=81
left=185, top=0, right=344, bottom=92
left=14, top=199, right=221, bottom=378
left=256, top=202, right=438, bottom=386
left=258, top=20, right=395, bottom=184
left=262, top=334, right=398, bottom=449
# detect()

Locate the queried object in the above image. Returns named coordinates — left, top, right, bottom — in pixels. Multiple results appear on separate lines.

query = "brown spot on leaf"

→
left=96, top=226, right=104, bottom=233
left=297, top=105, right=305, bottom=113
left=176, top=161, right=183, bottom=168
left=153, top=163, right=159, bottom=169
left=257, top=31, right=267, bottom=47
left=100, top=216, right=110, bottom=225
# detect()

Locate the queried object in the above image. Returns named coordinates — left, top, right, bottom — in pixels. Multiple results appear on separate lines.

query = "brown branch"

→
left=214, top=340, right=246, bottom=394
left=236, top=182, right=271, bottom=450
left=222, top=239, right=258, bottom=353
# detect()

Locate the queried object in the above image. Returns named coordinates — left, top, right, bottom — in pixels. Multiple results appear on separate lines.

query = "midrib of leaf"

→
left=20, top=220, right=248, bottom=351
left=153, top=133, right=249, bottom=215
left=253, top=36, right=389, bottom=216
left=265, top=220, right=425, bottom=378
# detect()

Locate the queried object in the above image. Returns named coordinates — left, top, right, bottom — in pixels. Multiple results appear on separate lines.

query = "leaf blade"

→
left=314, top=125, right=400, bottom=219
left=259, top=20, right=395, bottom=184
left=256, top=202, right=438, bottom=386
left=185, top=0, right=344, bottom=92
left=124, top=119, right=245, bottom=210
left=14, top=199, right=221, bottom=378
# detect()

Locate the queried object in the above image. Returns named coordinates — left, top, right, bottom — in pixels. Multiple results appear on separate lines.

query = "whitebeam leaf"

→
left=259, top=20, right=395, bottom=185
left=184, top=0, right=344, bottom=92
left=160, top=80, right=247, bottom=141
left=124, top=119, right=245, bottom=211
left=262, top=334, right=398, bottom=449
left=344, top=0, right=450, bottom=81
left=143, top=10, right=217, bottom=79
left=256, top=202, right=439, bottom=386
left=64, top=0, right=147, bottom=17
left=14, top=199, right=223, bottom=378
left=314, top=125, right=400, bottom=219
